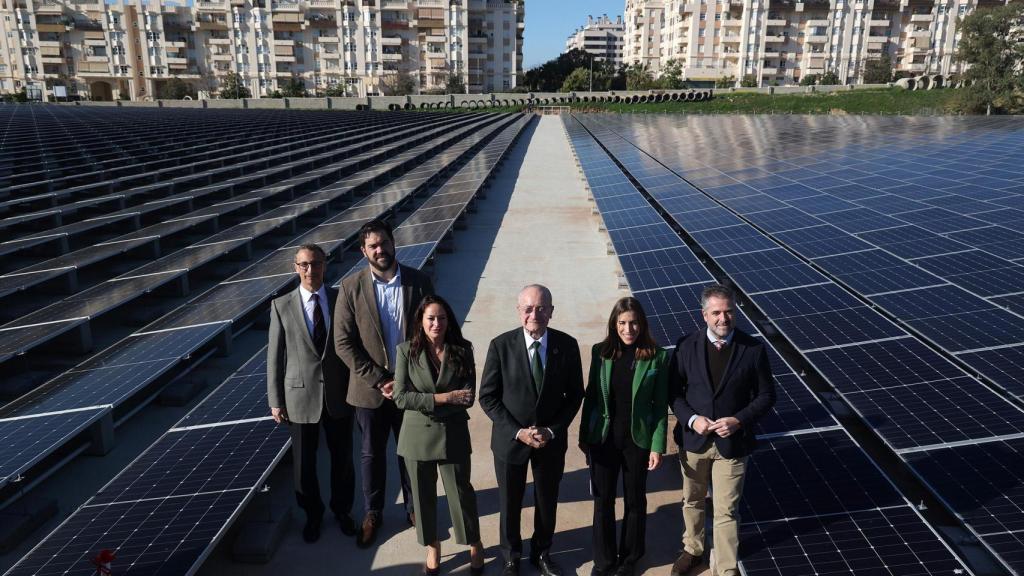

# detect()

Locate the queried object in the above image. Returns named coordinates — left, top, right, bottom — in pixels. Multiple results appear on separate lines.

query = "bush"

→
left=799, top=74, right=819, bottom=86
left=820, top=71, right=840, bottom=85
left=740, top=75, right=758, bottom=88
left=715, top=76, right=736, bottom=89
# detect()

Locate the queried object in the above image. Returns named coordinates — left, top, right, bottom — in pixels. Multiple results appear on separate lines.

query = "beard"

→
left=368, top=252, right=394, bottom=272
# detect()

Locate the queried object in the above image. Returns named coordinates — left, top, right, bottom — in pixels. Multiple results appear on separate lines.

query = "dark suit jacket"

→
left=334, top=264, right=434, bottom=409
left=669, top=329, right=776, bottom=459
left=479, top=327, right=585, bottom=465
left=393, top=341, right=475, bottom=462
left=267, top=286, right=350, bottom=424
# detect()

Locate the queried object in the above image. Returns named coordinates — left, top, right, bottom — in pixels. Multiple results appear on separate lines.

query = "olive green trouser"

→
left=407, top=456, right=481, bottom=546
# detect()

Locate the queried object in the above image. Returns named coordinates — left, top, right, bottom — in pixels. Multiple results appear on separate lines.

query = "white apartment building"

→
left=0, top=0, right=524, bottom=101
left=565, top=14, right=625, bottom=66
left=624, top=0, right=1008, bottom=86
left=623, top=0, right=664, bottom=73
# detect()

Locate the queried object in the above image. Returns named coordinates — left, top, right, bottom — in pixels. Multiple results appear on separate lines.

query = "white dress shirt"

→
left=519, top=329, right=553, bottom=440
left=371, top=267, right=404, bottom=370
left=298, top=284, right=330, bottom=340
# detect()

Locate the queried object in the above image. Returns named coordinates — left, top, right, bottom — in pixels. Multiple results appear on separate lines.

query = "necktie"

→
left=530, top=340, right=544, bottom=394
left=311, top=293, right=326, bottom=355
left=713, top=339, right=725, bottom=351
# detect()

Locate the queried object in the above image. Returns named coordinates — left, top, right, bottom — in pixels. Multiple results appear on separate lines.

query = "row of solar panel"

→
left=562, top=116, right=973, bottom=576
left=3, top=114, right=533, bottom=576
left=572, top=114, right=1024, bottom=575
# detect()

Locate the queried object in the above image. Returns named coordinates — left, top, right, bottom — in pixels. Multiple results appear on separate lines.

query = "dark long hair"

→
left=408, top=294, right=474, bottom=377
left=597, top=297, right=659, bottom=361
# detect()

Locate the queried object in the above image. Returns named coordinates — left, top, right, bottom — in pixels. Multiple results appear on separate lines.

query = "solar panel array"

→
left=564, top=114, right=1024, bottom=575
left=0, top=106, right=529, bottom=575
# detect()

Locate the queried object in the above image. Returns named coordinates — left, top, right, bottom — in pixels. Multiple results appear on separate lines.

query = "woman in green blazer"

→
left=579, top=297, right=669, bottom=576
left=393, top=294, right=485, bottom=575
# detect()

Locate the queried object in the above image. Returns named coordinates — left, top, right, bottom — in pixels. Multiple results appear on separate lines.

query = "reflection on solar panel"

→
left=568, top=113, right=1024, bottom=575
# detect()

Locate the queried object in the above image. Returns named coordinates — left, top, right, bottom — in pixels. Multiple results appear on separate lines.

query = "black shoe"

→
left=423, top=564, right=441, bottom=576
left=501, top=559, right=520, bottom=576
left=529, top=555, right=562, bottom=576
left=302, top=514, right=322, bottom=543
left=670, top=551, right=701, bottom=576
left=337, top=514, right=357, bottom=537
left=613, top=563, right=635, bottom=576
left=590, top=566, right=614, bottom=576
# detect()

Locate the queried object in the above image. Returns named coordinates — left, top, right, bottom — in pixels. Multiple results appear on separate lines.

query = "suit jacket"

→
left=392, top=341, right=475, bottom=462
left=479, top=327, right=585, bottom=465
left=579, top=345, right=670, bottom=454
left=333, top=264, right=434, bottom=409
left=267, top=286, right=350, bottom=424
left=669, top=329, right=776, bottom=459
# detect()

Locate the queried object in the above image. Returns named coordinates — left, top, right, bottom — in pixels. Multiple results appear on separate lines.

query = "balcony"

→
left=319, top=51, right=340, bottom=59
left=166, top=40, right=187, bottom=48
left=166, top=56, right=187, bottom=65
left=274, top=38, right=295, bottom=45
left=36, top=23, right=67, bottom=33
left=907, top=62, right=927, bottom=72
left=271, top=0, right=301, bottom=11
left=766, top=18, right=787, bottom=26
left=275, top=54, right=296, bottom=62
left=806, top=19, right=829, bottom=27
left=308, top=0, right=336, bottom=6
left=380, top=36, right=402, bottom=45
left=910, top=13, right=933, bottom=22
left=867, top=35, right=889, bottom=44
left=911, top=29, right=931, bottom=40
left=38, top=39, right=61, bottom=47
left=86, top=55, right=109, bottom=63
left=761, top=66, right=777, bottom=74
left=36, top=1, right=63, bottom=13
left=196, top=0, right=228, bottom=10
left=869, top=18, right=890, bottom=27
left=807, top=34, right=828, bottom=43
left=722, top=19, right=742, bottom=27
left=763, top=50, right=780, bottom=58
left=381, top=0, right=408, bottom=8
left=317, top=36, right=340, bottom=43
left=212, top=52, right=233, bottom=61
left=382, top=52, right=402, bottom=61
left=722, top=34, right=741, bottom=43
left=41, top=55, right=64, bottom=64
left=208, top=37, right=232, bottom=44
left=764, top=35, right=786, bottom=43
left=196, top=16, right=229, bottom=30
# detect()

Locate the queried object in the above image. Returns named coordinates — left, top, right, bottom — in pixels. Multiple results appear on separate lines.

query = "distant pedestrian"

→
left=393, top=295, right=485, bottom=575
left=479, top=284, right=585, bottom=576
left=669, top=285, right=776, bottom=576
left=579, top=297, right=669, bottom=576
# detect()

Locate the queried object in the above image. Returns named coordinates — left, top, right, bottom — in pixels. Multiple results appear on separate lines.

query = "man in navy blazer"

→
left=669, top=284, right=775, bottom=576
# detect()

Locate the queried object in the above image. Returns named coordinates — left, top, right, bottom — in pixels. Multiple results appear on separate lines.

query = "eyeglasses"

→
left=518, top=305, right=551, bottom=315
left=294, top=261, right=325, bottom=271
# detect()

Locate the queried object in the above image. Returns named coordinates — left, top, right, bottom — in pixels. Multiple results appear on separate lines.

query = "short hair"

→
left=358, top=219, right=394, bottom=246
left=700, top=284, right=735, bottom=309
left=518, top=284, right=552, bottom=305
left=295, top=243, right=327, bottom=261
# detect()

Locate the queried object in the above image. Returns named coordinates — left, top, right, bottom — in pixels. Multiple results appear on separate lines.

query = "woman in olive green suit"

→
left=393, top=294, right=485, bottom=575
left=579, top=297, right=669, bottom=576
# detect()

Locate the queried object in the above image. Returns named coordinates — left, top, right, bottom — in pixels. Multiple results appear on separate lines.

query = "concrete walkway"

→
left=199, top=116, right=701, bottom=575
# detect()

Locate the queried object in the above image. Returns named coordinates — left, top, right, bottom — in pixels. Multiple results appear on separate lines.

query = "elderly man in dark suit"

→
left=334, top=219, right=435, bottom=548
left=267, top=243, right=355, bottom=543
left=479, top=284, right=585, bottom=576
left=669, top=284, right=776, bottom=576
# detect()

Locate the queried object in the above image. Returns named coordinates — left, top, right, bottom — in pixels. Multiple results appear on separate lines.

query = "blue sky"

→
left=523, top=0, right=625, bottom=69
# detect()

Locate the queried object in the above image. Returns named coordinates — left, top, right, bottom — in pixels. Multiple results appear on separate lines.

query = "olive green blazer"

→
left=579, top=344, right=669, bottom=454
left=393, top=341, right=475, bottom=461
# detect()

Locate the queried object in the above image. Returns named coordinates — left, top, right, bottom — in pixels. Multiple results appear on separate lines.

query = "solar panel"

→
left=0, top=408, right=110, bottom=489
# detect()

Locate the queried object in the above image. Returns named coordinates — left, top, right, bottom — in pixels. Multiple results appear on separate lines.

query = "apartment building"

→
left=565, top=14, right=625, bottom=67
left=623, top=0, right=664, bottom=73
left=0, top=0, right=524, bottom=101
left=623, top=0, right=1008, bottom=86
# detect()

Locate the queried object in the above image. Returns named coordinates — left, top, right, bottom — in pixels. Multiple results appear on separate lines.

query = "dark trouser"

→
left=494, top=447, right=565, bottom=562
left=407, top=456, right=481, bottom=546
left=355, top=402, right=412, bottom=513
left=590, top=440, right=650, bottom=570
left=290, top=409, right=355, bottom=519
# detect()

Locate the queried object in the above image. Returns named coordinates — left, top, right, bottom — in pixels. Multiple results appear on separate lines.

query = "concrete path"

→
left=199, top=116, right=706, bottom=575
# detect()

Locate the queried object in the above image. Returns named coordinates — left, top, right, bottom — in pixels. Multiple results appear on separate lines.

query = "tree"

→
left=715, top=75, right=736, bottom=89
left=444, top=72, right=466, bottom=94
left=657, top=59, right=686, bottom=89
left=219, top=72, right=250, bottom=99
left=560, top=67, right=590, bottom=92
left=381, top=70, right=416, bottom=96
left=740, top=74, right=758, bottom=87
left=626, top=63, right=656, bottom=90
left=799, top=74, right=819, bottom=86
left=954, top=2, right=1024, bottom=115
left=862, top=56, right=893, bottom=84
left=820, top=70, right=840, bottom=85
left=324, top=83, right=349, bottom=97
left=280, top=77, right=307, bottom=97
left=523, top=49, right=592, bottom=92
left=158, top=77, right=191, bottom=100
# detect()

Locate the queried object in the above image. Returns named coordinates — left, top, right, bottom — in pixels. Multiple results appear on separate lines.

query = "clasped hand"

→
left=693, top=415, right=740, bottom=437
left=517, top=426, right=551, bottom=449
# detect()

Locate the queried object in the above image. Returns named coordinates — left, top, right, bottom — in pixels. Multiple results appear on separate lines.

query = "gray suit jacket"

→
left=267, top=286, right=350, bottom=424
left=393, top=341, right=474, bottom=462
left=333, top=264, right=435, bottom=409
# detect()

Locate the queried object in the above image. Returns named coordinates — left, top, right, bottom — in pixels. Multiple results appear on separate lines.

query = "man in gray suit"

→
left=268, top=243, right=356, bottom=543
left=334, top=219, right=435, bottom=548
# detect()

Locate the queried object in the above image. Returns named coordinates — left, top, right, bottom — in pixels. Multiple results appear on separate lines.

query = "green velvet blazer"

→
left=579, top=344, right=669, bottom=454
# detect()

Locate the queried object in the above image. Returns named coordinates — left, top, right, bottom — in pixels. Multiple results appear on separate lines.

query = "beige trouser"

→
left=680, top=441, right=747, bottom=576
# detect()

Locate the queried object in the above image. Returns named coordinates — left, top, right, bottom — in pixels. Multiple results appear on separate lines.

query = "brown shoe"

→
left=670, top=551, right=700, bottom=576
left=356, top=511, right=381, bottom=548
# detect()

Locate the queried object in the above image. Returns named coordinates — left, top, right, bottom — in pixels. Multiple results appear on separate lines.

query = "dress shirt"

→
left=688, top=328, right=736, bottom=430
left=518, top=329, right=553, bottom=440
left=298, top=284, right=330, bottom=341
left=372, top=267, right=404, bottom=371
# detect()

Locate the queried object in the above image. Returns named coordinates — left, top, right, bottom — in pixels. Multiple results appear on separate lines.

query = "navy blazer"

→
left=669, top=329, right=776, bottom=459
left=479, top=327, right=585, bottom=465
